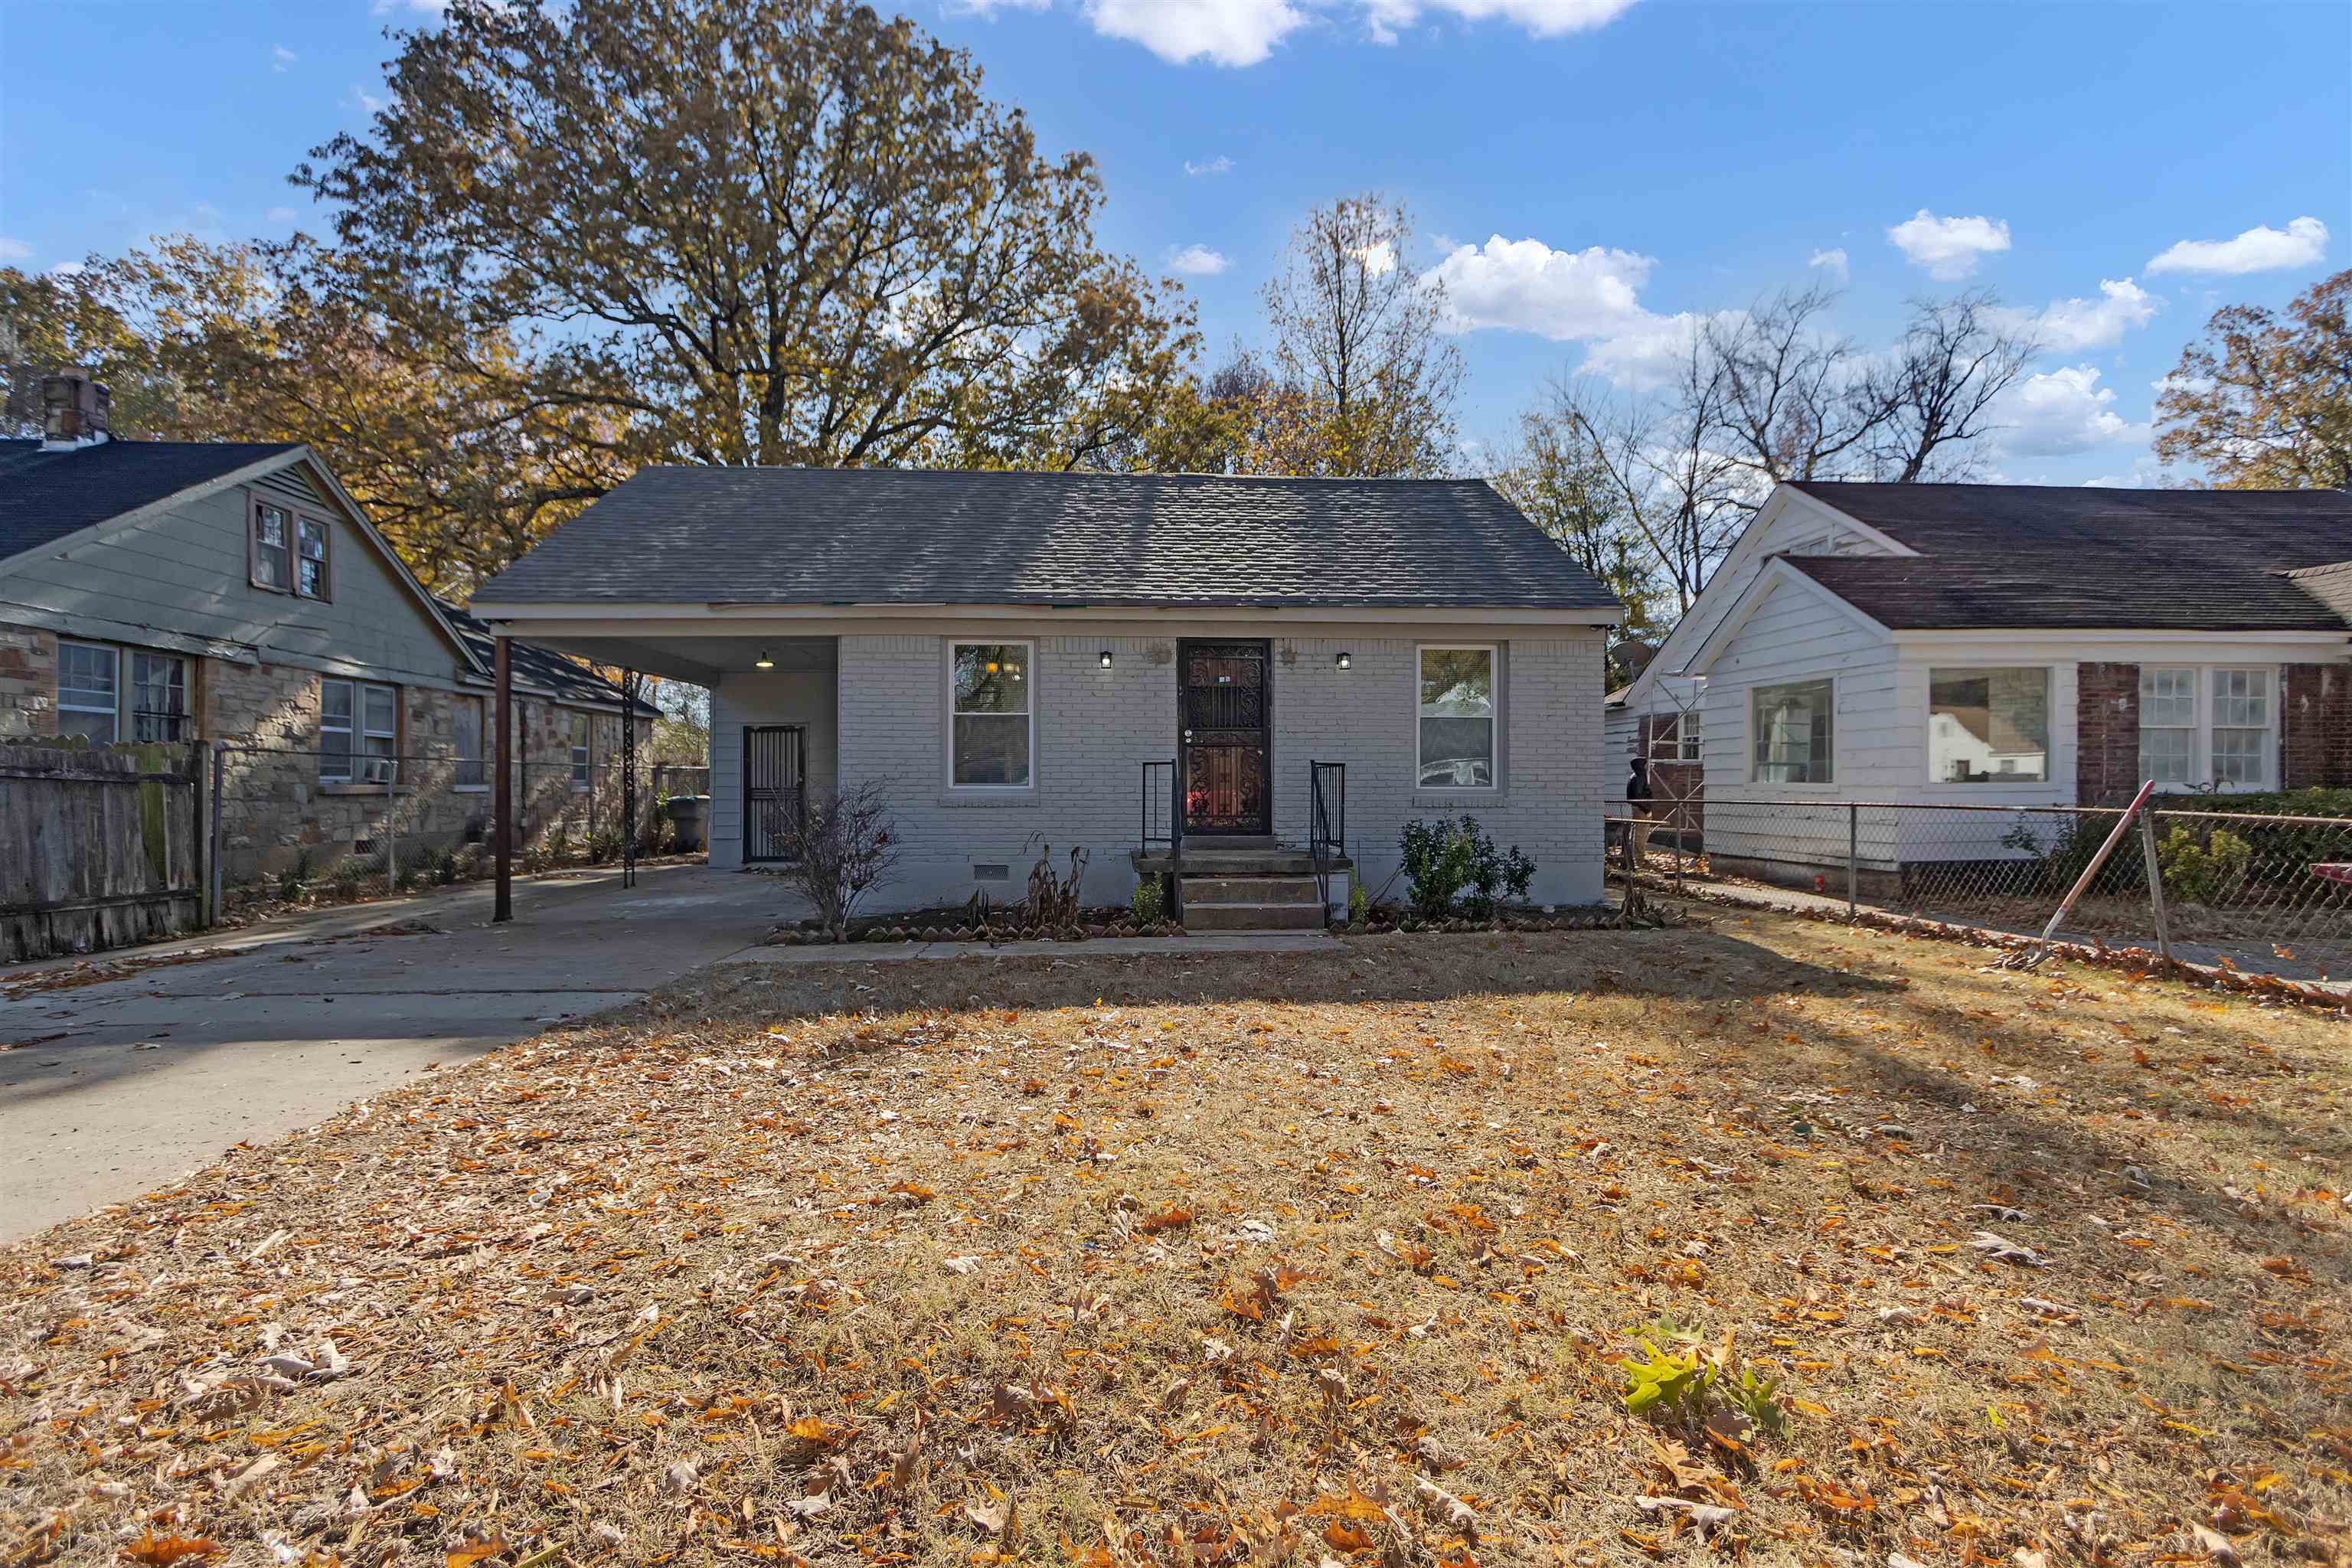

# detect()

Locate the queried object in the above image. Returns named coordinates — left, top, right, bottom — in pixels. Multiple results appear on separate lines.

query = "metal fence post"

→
left=2139, top=805, right=2172, bottom=963
left=1846, top=802, right=1858, bottom=919
left=386, top=760, right=398, bottom=897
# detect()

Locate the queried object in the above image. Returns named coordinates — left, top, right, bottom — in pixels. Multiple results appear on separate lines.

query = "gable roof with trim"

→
left=0, top=437, right=302, bottom=564
left=475, top=467, right=1624, bottom=615
left=1780, top=481, right=2352, bottom=633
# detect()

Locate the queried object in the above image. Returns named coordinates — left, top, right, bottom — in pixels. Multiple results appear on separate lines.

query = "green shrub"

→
left=1400, top=816, right=1535, bottom=919
left=1129, top=876, right=1164, bottom=927
left=2157, top=825, right=2253, bottom=904
left=2000, top=814, right=2146, bottom=897
left=1348, top=879, right=1370, bottom=926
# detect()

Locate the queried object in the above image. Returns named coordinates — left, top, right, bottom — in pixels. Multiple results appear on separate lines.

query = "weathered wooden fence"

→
left=2, top=742, right=207, bottom=962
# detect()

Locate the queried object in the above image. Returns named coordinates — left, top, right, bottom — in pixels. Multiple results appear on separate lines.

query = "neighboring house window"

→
left=57, top=640, right=119, bottom=743
left=321, top=678, right=399, bottom=782
left=950, top=642, right=1033, bottom=787
left=129, top=652, right=190, bottom=742
left=1751, top=678, right=1834, bottom=784
left=1677, top=712, right=1701, bottom=761
left=1928, top=667, right=2048, bottom=782
left=252, top=502, right=293, bottom=591
left=2138, top=666, right=2273, bottom=789
left=570, top=711, right=592, bottom=790
left=1417, top=645, right=1496, bottom=789
left=455, top=697, right=486, bottom=788
left=1649, top=713, right=1700, bottom=763
left=296, top=517, right=331, bottom=599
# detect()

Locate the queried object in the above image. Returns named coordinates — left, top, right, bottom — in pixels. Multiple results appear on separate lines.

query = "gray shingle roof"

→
left=438, top=601, right=660, bottom=716
left=475, top=468, right=1621, bottom=612
left=1785, top=482, right=2352, bottom=632
left=0, top=437, right=303, bottom=564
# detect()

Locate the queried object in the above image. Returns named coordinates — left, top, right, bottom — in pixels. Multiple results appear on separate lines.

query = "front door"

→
left=1178, top=639, right=1271, bottom=836
left=743, top=724, right=805, bottom=863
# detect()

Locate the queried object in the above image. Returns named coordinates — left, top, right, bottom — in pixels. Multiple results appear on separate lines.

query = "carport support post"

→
left=495, top=635, right=514, bottom=923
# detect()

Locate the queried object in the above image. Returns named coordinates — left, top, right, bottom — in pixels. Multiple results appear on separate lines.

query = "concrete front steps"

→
left=1133, top=842, right=1350, bottom=933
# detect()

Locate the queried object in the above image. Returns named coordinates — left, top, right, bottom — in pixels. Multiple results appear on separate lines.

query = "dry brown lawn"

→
left=5, top=910, right=2350, bottom=1568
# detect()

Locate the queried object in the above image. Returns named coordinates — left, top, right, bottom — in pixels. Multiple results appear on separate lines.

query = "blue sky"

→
left=2, top=0, right=2345, bottom=486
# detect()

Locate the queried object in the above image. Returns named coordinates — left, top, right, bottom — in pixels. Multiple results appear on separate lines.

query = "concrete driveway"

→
left=0, top=863, right=801, bottom=1242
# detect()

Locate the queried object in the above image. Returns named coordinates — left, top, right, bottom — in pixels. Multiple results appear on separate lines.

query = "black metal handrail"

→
left=1141, top=759, right=1178, bottom=854
left=1308, top=760, right=1345, bottom=913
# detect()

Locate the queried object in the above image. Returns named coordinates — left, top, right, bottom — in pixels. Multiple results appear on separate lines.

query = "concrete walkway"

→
left=0, top=862, right=800, bottom=1241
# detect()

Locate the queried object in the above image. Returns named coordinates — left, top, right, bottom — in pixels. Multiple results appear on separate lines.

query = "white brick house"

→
left=469, top=469, right=1624, bottom=920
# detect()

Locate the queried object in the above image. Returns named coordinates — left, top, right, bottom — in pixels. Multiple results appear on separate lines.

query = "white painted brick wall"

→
left=830, top=627, right=1607, bottom=911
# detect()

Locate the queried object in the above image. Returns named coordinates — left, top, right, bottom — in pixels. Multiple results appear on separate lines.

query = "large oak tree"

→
left=2154, top=268, right=2352, bottom=490
left=293, top=0, right=1196, bottom=482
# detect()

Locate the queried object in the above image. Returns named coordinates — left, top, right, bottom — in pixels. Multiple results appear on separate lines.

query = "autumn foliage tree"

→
left=2155, top=268, right=2352, bottom=490
left=292, top=0, right=1197, bottom=483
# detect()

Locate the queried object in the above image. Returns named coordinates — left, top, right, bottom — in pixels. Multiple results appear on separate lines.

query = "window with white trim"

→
left=950, top=642, right=1032, bottom=787
left=570, top=711, right=592, bottom=790
left=1649, top=712, right=1700, bottom=763
left=1418, top=645, right=1496, bottom=789
left=1928, top=666, right=2048, bottom=782
left=57, top=640, right=119, bottom=743
left=454, top=697, right=485, bottom=788
left=2138, top=665, right=2274, bottom=789
left=320, top=678, right=398, bottom=782
left=129, top=652, right=189, bottom=742
left=1751, top=678, right=1834, bottom=784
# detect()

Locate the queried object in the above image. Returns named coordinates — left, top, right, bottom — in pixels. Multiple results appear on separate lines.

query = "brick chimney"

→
left=40, top=369, right=110, bottom=451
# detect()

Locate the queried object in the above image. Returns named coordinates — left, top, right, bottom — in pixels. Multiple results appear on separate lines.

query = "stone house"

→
left=0, top=371, right=655, bottom=886
left=469, top=466, right=1625, bottom=926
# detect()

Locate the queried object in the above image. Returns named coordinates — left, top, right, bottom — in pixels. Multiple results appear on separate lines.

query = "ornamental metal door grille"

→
left=1179, top=640, right=1270, bottom=835
left=743, top=724, right=805, bottom=864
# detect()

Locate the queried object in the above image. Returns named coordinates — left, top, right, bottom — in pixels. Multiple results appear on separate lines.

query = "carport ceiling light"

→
left=753, top=650, right=775, bottom=669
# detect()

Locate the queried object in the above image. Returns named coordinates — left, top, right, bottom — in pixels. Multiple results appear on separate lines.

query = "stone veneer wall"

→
left=0, top=622, right=59, bottom=739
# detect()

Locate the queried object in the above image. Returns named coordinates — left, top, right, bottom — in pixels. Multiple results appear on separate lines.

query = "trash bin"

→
left=667, top=794, right=710, bottom=854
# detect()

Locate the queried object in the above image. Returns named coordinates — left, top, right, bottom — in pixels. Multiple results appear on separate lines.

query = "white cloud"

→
left=1579, top=311, right=1737, bottom=392
left=1424, top=235, right=1656, bottom=341
left=371, top=0, right=449, bottom=11
left=346, top=83, right=387, bottom=114
left=48, top=261, right=86, bottom=278
left=2003, top=276, right=2161, bottom=353
left=1353, top=240, right=1398, bottom=276
left=272, top=44, right=299, bottom=72
left=2147, top=216, right=2328, bottom=276
left=1886, top=208, right=2011, bottom=280
left=1999, top=364, right=2144, bottom=456
left=1183, top=155, right=1234, bottom=176
left=1082, top=0, right=1311, bottom=66
left=265, top=206, right=300, bottom=224
left=1166, top=243, right=1230, bottom=276
left=1807, top=247, right=1848, bottom=284
left=0, top=237, right=30, bottom=262
left=1354, top=0, right=1637, bottom=44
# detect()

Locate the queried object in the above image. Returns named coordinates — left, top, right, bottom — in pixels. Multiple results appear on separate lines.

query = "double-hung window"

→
left=454, top=697, right=486, bottom=788
left=320, top=678, right=398, bottom=783
left=950, top=642, right=1032, bottom=787
left=1417, top=645, right=1496, bottom=789
left=129, top=652, right=189, bottom=742
left=2138, top=666, right=2274, bottom=789
left=570, top=712, right=592, bottom=790
left=1751, top=678, right=1834, bottom=784
left=57, top=640, right=120, bottom=743
left=1928, top=666, right=2049, bottom=782
left=296, top=517, right=331, bottom=599
left=251, top=500, right=331, bottom=598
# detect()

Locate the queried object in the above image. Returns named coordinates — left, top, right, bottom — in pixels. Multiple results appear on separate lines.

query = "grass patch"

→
left=5, top=911, right=2349, bottom=1566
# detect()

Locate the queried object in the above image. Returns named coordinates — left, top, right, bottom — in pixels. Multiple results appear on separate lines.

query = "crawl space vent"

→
left=972, top=863, right=1011, bottom=882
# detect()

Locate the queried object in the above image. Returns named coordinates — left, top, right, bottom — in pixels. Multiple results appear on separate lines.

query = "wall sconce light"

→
left=1335, top=651, right=1352, bottom=670
left=1099, top=649, right=1114, bottom=669
left=753, top=650, right=775, bottom=670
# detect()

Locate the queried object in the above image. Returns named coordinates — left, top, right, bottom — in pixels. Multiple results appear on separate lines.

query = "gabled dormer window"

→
left=251, top=498, right=332, bottom=599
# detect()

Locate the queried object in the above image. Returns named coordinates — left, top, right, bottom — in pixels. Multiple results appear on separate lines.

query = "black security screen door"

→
left=1179, top=640, right=1270, bottom=835
left=743, top=724, right=805, bottom=863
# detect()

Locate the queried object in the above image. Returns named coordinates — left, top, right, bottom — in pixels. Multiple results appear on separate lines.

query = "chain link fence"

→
left=211, top=743, right=683, bottom=916
left=1606, top=795, right=2352, bottom=986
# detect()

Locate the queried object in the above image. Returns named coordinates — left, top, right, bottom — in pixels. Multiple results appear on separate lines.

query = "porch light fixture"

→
left=1099, top=649, right=1114, bottom=668
left=1336, top=651, right=1351, bottom=670
left=753, top=650, right=775, bottom=670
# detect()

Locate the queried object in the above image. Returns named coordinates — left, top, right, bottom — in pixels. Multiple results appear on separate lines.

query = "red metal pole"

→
left=495, top=635, right=514, bottom=923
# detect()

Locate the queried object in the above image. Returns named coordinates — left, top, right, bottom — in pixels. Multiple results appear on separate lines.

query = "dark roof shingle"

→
left=0, top=438, right=302, bottom=563
left=438, top=600, right=659, bottom=716
left=1784, top=482, right=2352, bottom=632
left=475, top=468, right=1620, bottom=612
